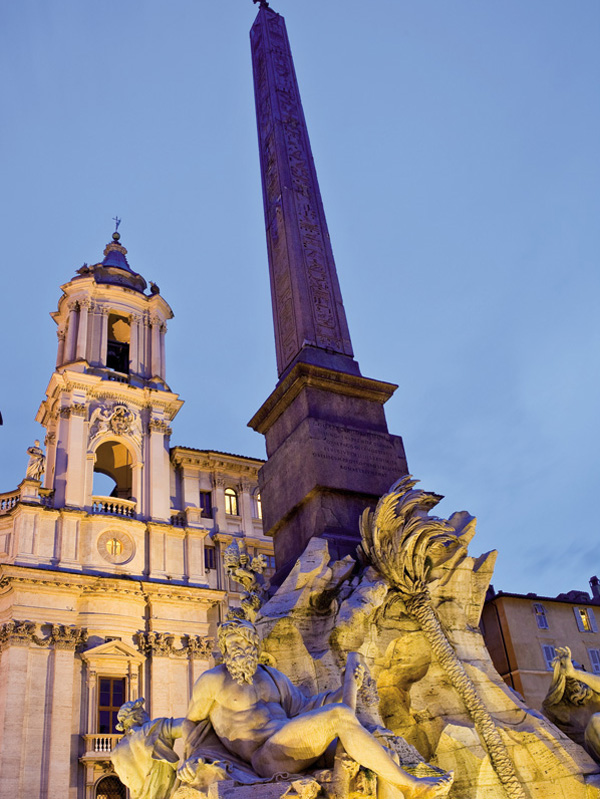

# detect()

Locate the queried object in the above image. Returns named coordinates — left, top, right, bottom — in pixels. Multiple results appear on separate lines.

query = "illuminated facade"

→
left=482, top=581, right=600, bottom=711
left=0, top=233, right=271, bottom=799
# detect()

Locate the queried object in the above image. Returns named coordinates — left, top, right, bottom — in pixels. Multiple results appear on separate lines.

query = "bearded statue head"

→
left=218, top=618, right=261, bottom=685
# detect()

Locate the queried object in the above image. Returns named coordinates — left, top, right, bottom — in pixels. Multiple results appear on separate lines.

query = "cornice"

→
left=170, top=447, right=263, bottom=476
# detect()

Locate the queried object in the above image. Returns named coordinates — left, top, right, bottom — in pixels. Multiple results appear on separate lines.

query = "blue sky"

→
left=1, top=0, right=598, bottom=596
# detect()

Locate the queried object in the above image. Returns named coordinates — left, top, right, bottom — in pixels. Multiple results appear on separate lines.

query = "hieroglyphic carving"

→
left=251, top=8, right=354, bottom=374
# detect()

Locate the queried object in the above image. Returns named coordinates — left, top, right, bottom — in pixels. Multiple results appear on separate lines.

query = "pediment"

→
left=81, top=638, right=144, bottom=667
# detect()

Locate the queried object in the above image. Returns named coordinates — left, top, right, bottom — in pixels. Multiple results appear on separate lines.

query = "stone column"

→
left=212, top=474, right=227, bottom=532
left=56, top=328, right=66, bottom=367
left=159, top=322, right=167, bottom=380
left=148, top=420, right=171, bottom=521
left=181, top=466, right=199, bottom=509
left=99, top=307, right=109, bottom=366
left=185, top=530, right=206, bottom=584
left=45, top=631, right=84, bottom=799
left=86, top=668, right=98, bottom=733
left=150, top=315, right=162, bottom=378
left=0, top=643, right=31, bottom=798
left=239, top=480, right=254, bottom=531
left=64, top=403, right=88, bottom=508
left=76, top=298, right=90, bottom=361
left=65, top=301, right=79, bottom=363
left=87, top=302, right=103, bottom=366
left=128, top=661, right=140, bottom=701
left=43, top=431, right=57, bottom=491
left=129, top=313, right=141, bottom=375
left=132, top=461, right=143, bottom=508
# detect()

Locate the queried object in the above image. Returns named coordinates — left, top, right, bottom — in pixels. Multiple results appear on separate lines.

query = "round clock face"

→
left=97, top=530, right=135, bottom=565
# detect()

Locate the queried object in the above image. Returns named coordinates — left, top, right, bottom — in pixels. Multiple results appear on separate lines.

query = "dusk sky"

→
left=1, top=0, right=598, bottom=597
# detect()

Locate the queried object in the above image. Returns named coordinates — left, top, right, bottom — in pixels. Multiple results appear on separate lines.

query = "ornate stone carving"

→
left=0, top=620, right=37, bottom=650
left=89, top=403, right=142, bottom=447
left=49, top=624, right=88, bottom=650
left=213, top=474, right=227, bottom=488
left=135, top=631, right=174, bottom=657
left=148, top=419, right=172, bottom=436
left=0, top=620, right=87, bottom=652
left=70, top=403, right=87, bottom=418
left=224, top=540, right=267, bottom=623
left=134, top=631, right=213, bottom=660
left=109, top=405, right=135, bottom=435
left=359, top=475, right=526, bottom=799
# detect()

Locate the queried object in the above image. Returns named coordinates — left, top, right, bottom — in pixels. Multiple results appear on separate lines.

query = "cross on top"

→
left=113, top=216, right=121, bottom=232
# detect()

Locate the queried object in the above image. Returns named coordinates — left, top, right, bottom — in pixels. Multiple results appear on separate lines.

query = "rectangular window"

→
left=533, top=603, right=549, bottom=630
left=98, top=677, right=126, bottom=734
left=542, top=644, right=557, bottom=671
left=204, top=546, right=216, bottom=571
left=199, top=491, right=213, bottom=519
left=574, top=607, right=598, bottom=633
left=589, top=649, right=600, bottom=674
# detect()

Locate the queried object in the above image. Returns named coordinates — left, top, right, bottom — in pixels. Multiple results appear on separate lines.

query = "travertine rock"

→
left=255, top=477, right=600, bottom=798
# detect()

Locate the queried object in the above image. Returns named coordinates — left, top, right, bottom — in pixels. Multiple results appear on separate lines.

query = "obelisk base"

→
left=249, top=362, right=408, bottom=574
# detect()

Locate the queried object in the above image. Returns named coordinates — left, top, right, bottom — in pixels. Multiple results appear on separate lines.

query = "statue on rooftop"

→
left=25, top=440, right=45, bottom=481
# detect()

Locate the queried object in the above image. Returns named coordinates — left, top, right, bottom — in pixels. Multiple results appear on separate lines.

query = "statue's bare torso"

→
left=187, top=664, right=290, bottom=762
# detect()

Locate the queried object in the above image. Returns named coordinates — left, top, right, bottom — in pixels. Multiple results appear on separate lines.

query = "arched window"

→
left=224, top=488, right=238, bottom=516
left=96, top=775, right=126, bottom=799
left=93, top=441, right=133, bottom=500
left=106, top=313, right=130, bottom=374
left=253, top=489, right=262, bottom=520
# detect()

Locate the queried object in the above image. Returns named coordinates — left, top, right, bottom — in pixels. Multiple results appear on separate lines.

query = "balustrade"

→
left=91, top=496, right=136, bottom=518
left=0, top=490, right=19, bottom=514
left=82, top=733, right=122, bottom=756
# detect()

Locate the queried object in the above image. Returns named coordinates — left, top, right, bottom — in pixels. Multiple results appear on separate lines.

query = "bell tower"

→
left=36, top=228, right=183, bottom=525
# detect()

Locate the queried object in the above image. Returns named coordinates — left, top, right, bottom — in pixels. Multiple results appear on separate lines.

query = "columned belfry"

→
left=249, top=6, right=408, bottom=572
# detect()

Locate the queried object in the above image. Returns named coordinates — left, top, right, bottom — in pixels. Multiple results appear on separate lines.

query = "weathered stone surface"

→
left=254, top=477, right=600, bottom=799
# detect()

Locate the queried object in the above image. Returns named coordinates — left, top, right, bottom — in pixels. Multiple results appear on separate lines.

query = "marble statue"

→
left=543, top=645, right=600, bottom=762
left=25, top=440, right=45, bottom=480
left=179, top=617, right=452, bottom=798
left=111, top=698, right=192, bottom=799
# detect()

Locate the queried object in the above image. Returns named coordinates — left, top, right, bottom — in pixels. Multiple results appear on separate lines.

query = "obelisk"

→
left=249, top=4, right=408, bottom=575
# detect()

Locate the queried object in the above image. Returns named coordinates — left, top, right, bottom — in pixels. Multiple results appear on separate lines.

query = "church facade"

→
left=0, top=232, right=272, bottom=799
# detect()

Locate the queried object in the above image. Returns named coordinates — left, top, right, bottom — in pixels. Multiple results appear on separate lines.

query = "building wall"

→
left=482, top=592, right=600, bottom=711
left=0, top=237, right=274, bottom=798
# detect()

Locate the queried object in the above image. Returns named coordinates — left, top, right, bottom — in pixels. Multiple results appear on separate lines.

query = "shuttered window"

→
left=574, top=607, right=598, bottom=633
left=533, top=603, right=549, bottom=629
left=589, top=649, right=600, bottom=674
left=542, top=644, right=557, bottom=671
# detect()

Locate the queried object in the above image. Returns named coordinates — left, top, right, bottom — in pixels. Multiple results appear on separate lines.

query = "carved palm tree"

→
left=360, top=475, right=526, bottom=799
